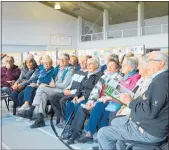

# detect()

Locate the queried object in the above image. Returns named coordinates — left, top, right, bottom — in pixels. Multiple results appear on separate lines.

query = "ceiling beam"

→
left=39, top=2, right=78, bottom=18
left=84, top=2, right=104, bottom=11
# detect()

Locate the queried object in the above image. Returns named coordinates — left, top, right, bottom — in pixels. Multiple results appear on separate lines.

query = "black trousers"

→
left=49, top=93, right=74, bottom=119
left=71, top=106, right=89, bottom=134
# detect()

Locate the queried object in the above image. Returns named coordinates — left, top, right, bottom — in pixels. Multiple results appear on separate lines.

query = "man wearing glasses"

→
left=97, top=51, right=168, bottom=150
left=1, top=56, right=21, bottom=95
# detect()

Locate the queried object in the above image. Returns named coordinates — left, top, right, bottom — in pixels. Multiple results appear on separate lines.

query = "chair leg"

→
left=4, top=98, right=9, bottom=111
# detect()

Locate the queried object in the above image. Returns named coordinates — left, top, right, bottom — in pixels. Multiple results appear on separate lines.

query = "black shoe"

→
left=67, top=133, right=80, bottom=145
left=78, top=136, right=93, bottom=143
left=30, top=119, right=45, bottom=128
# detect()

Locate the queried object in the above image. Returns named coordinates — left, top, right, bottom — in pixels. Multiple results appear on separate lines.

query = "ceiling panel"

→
left=41, top=2, right=168, bottom=26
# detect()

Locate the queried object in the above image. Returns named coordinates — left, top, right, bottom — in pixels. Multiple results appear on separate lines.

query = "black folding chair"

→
left=60, top=109, right=75, bottom=139
left=1, top=93, right=10, bottom=111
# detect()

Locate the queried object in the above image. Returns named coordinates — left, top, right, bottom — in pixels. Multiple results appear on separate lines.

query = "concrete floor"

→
left=1, top=100, right=98, bottom=150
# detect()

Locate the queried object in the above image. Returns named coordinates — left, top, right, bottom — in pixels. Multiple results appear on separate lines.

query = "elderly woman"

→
left=116, top=55, right=153, bottom=116
left=66, top=58, right=121, bottom=144
left=17, top=56, right=54, bottom=112
left=69, top=55, right=80, bottom=72
left=70, top=57, right=140, bottom=144
left=10, top=58, right=39, bottom=111
left=1, top=56, right=21, bottom=95
left=65, top=57, right=103, bottom=123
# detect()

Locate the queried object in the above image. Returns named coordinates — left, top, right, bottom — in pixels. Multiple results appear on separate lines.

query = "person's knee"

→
left=97, top=127, right=106, bottom=141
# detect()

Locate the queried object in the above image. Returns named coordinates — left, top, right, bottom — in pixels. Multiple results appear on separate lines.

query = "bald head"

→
left=146, top=51, right=168, bottom=75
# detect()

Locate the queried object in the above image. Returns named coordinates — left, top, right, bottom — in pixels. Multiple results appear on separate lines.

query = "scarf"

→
left=123, top=69, right=137, bottom=80
left=87, top=68, right=101, bottom=78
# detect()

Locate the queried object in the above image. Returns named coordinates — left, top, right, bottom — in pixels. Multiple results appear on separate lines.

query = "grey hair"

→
left=124, top=57, right=138, bottom=70
left=89, top=57, right=100, bottom=66
left=155, top=52, right=168, bottom=70
left=60, top=53, right=70, bottom=60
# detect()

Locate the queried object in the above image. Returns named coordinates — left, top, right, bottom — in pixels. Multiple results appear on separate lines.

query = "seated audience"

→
left=69, top=55, right=80, bottom=72
left=97, top=51, right=168, bottom=149
left=10, top=57, right=39, bottom=107
left=101, top=53, right=119, bottom=72
left=21, top=53, right=74, bottom=128
left=17, top=56, right=54, bottom=112
left=65, top=57, right=103, bottom=124
left=116, top=55, right=153, bottom=117
left=49, top=55, right=89, bottom=127
left=1, top=56, right=21, bottom=95
left=120, top=57, right=140, bottom=90
left=67, top=58, right=121, bottom=144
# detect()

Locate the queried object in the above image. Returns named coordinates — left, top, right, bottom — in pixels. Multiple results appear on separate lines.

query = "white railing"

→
left=107, top=28, right=137, bottom=39
left=80, top=24, right=168, bottom=42
left=81, top=32, right=103, bottom=42
left=141, top=24, right=168, bottom=36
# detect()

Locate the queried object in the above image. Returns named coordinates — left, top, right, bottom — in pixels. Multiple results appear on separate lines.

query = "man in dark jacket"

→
left=97, top=51, right=168, bottom=150
left=65, top=57, right=104, bottom=144
left=1, top=56, right=21, bottom=94
left=49, top=56, right=89, bottom=126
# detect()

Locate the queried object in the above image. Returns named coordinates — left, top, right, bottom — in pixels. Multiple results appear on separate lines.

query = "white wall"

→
left=78, top=34, right=168, bottom=50
left=2, top=2, right=78, bottom=52
left=108, top=16, right=168, bottom=31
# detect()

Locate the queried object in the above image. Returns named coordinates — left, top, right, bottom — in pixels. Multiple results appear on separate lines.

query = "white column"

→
left=77, top=16, right=82, bottom=43
left=103, top=9, right=109, bottom=40
left=138, top=2, right=144, bottom=37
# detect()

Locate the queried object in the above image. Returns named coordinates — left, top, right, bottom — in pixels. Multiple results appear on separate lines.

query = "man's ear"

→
left=159, top=60, right=165, bottom=68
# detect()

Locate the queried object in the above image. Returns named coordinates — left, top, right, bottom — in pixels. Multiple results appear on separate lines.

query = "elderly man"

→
left=1, top=56, right=21, bottom=95
left=97, top=51, right=168, bottom=149
left=21, top=53, right=74, bottom=128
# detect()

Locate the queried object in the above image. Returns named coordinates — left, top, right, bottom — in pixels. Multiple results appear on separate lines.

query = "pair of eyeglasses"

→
left=146, top=59, right=161, bottom=62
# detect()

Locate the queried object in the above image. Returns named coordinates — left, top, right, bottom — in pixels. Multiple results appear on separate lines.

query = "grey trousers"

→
left=32, top=86, right=63, bottom=116
left=97, top=116, right=164, bottom=150
left=1, top=87, right=11, bottom=95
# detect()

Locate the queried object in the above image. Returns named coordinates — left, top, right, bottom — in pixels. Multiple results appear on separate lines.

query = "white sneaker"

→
left=18, top=103, right=30, bottom=112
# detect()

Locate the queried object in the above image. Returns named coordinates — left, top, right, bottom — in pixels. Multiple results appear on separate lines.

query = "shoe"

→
left=30, top=120, right=45, bottom=128
left=17, top=109, right=33, bottom=120
left=18, top=103, right=30, bottom=112
left=78, top=135, right=93, bottom=143
left=67, top=133, right=80, bottom=145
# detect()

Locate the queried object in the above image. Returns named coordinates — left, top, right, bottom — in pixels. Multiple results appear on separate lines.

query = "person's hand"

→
left=17, top=84, right=24, bottom=91
left=6, top=80, right=15, bottom=86
left=76, top=96, right=84, bottom=103
left=120, top=93, right=132, bottom=105
left=100, top=96, right=112, bottom=103
left=11, top=83, right=18, bottom=90
left=72, top=96, right=78, bottom=104
left=29, top=83, right=37, bottom=87
left=86, top=100, right=94, bottom=110
left=49, top=80, right=56, bottom=88
left=64, top=89, right=71, bottom=96
left=39, top=83, right=48, bottom=87
left=116, top=105, right=126, bottom=116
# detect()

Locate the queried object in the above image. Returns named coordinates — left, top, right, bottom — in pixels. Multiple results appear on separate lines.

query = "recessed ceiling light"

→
left=54, top=3, right=61, bottom=9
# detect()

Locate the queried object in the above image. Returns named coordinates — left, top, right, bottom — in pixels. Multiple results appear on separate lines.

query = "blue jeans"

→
left=65, top=99, right=88, bottom=121
left=10, top=90, right=25, bottom=106
left=1, top=87, right=11, bottom=95
left=97, top=116, right=165, bottom=150
left=85, top=102, right=110, bottom=135
left=23, top=86, right=37, bottom=104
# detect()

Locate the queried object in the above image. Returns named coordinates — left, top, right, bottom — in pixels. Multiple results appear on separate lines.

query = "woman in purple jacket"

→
left=1, top=56, right=21, bottom=95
